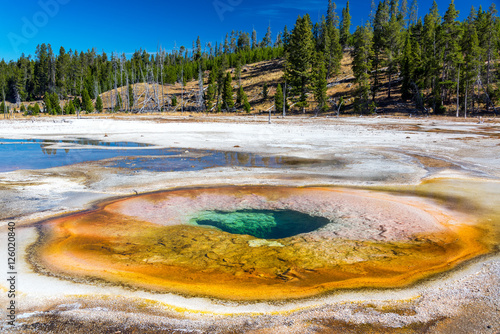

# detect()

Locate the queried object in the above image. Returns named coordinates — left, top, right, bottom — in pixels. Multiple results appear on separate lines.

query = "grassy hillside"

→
left=96, top=51, right=415, bottom=116
left=5, top=51, right=496, bottom=118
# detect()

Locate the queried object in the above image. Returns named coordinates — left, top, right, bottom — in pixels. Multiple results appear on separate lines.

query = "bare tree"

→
left=2, top=89, right=6, bottom=119
left=125, top=72, right=130, bottom=112
left=159, top=46, right=165, bottom=111
left=93, top=78, right=99, bottom=107
left=464, top=81, right=468, bottom=119
left=131, top=63, right=137, bottom=112
left=197, top=64, right=205, bottom=112
left=456, top=64, right=460, bottom=117
left=181, top=60, right=184, bottom=113
left=113, top=54, right=118, bottom=111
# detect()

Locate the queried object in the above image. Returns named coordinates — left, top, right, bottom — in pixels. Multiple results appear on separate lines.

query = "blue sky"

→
left=0, top=0, right=498, bottom=61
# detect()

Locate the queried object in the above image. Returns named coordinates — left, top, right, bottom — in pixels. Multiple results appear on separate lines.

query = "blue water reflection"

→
left=0, top=138, right=326, bottom=173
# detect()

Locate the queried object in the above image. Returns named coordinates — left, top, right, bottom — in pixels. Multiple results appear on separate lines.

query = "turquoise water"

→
left=191, top=210, right=331, bottom=239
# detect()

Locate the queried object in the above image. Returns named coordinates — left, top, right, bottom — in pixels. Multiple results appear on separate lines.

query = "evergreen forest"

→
left=1, top=0, right=499, bottom=117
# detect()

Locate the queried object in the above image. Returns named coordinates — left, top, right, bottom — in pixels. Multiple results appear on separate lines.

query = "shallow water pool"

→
left=0, top=138, right=332, bottom=173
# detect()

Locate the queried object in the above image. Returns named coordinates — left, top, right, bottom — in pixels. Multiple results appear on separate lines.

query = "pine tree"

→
left=285, top=15, right=314, bottom=112
left=401, top=31, right=415, bottom=101
left=56, top=47, right=69, bottom=97
left=50, top=92, right=62, bottom=115
left=422, top=1, right=442, bottom=112
left=222, top=72, right=234, bottom=111
left=236, top=86, right=251, bottom=113
left=372, top=0, right=390, bottom=101
left=223, top=34, right=230, bottom=54
left=0, top=101, right=5, bottom=117
left=35, top=44, right=50, bottom=96
left=477, top=4, right=499, bottom=111
left=195, top=36, right=202, bottom=60
left=43, top=92, right=52, bottom=114
left=369, top=0, right=377, bottom=24
left=409, top=21, right=425, bottom=111
left=327, top=0, right=339, bottom=27
left=32, top=103, right=40, bottom=115
left=243, top=96, right=251, bottom=113
left=262, top=83, right=268, bottom=100
left=462, top=13, right=481, bottom=116
left=95, top=95, right=104, bottom=113
left=340, top=1, right=352, bottom=47
left=73, top=96, right=81, bottom=111
left=64, top=100, right=75, bottom=114
left=352, top=24, right=373, bottom=114
left=314, top=20, right=323, bottom=51
left=68, top=100, right=76, bottom=114
left=439, top=0, right=462, bottom=108
left=215, top=61, right=226, bottom=109
left=205, top=83, right=215, bottom=111
left=263, top=25, right=272, bottom=47
left=313, top=52, right=328, bottom=113
left=409, top=0, right=418, bottom=25
left=385, top=0, right=404, bottom=99
left=275, top=83, right=284, bottom=114
left=400, top=0, right=409, bottom=27
left=234, top=57, right=242, bottom=84
left=82, top=88, right=93, bottom=112
left=283, top=25, right=291, bottom=51
left=325, top=1, right=342, bottom=79
left=236, top=85, right=244, bottom=105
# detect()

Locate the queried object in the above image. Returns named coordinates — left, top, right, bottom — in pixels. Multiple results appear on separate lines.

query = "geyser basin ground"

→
left=1, top=117, right=499, bottom=332
left=31, top=186, right=489, bottom=301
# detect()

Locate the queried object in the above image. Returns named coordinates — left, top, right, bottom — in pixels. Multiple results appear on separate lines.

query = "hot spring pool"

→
left=29, top=185, right=491, bottom=301
left=191, top=209, right=331, bottom=239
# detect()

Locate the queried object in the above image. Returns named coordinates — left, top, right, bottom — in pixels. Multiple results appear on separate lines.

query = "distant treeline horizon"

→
left=0, top=0, right=498, bottom=117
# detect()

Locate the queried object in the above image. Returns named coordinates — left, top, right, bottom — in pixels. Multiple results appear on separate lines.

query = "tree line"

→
left=278, top=0, right=499, bottom=116
left=0, top=28, right=283, bottom=114
left=1, top=0, right=499, bottom=117
left=350, top=0, right=499, bottom=115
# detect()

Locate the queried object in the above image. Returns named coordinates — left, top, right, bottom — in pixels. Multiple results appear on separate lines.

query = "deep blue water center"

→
left=191, top=209, right=331, bottom=239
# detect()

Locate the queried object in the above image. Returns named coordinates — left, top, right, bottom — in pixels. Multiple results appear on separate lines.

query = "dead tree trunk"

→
left=2, top=89, right=6, bottom=119
left=160, top=48, right=165, bottom=111
left=109, top=75, right=113, bottom=112
left=94, top=79, right=99, bottom=108
left=464, top=82, right=468, bottom=119
left=125, top=72, right=129, bottom=112
left=131, top=65, right=137, bottom=112
left=456, top=64, right=460, bottom=118
left=197, top=64, right=204, bottom=112
left=181, top=62, right=184, bottom=113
